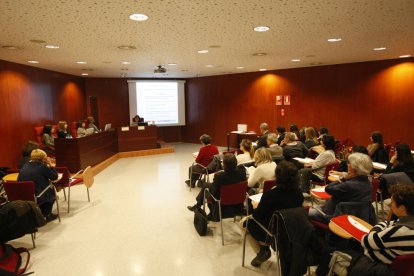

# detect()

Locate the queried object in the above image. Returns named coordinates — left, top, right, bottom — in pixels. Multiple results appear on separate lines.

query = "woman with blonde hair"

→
left=17, top=149, right=59, bottom=222
left=304, top=127, right=319, bottom=149
left=246, top=147, right=276, bottom=190
left=237, top=139, right=254, bottom=164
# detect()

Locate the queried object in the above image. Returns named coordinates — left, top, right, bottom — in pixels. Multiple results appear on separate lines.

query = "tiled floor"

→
left=10, top=143, right=278, bottom=276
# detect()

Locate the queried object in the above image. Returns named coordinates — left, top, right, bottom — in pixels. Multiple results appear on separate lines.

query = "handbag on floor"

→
left=0, top=243, right=31, bottom=275
left=193, top=206, right=208, bottom=236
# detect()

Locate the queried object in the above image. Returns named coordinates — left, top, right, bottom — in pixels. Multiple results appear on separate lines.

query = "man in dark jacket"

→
left=255, top=122, right=270, bottom=150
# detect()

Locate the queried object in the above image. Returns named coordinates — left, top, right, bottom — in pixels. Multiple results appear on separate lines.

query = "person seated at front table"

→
left=367, top=131, right=389, bottom=164
left=41, top=124, right=55, bottom=154
left=237, top=139, right=254, bottom=165
left=186, top=134, right=219, bottom=187
left=57, top=120, right=72, bottom=138
left=18, top=140, right=39, bottom=169
left=308, top=153, right=372, bottom=224
left=76, top=120, right=87, bottom=137
left=255, top=122, right=270, bottom=150
left=17, top=149, right=59, bottom=222
left=266, top=133, right=283, bottom=160
left=87, top=116, right=100, bottom=132
left=316, top=183, right=414, bottom=275
left=187, top=153, right=246, bottom=220
left=299, top=135, right=337, bottom=193
left=304, top=127, right=319, bottom=149
left=247, top=148, right=276, bottom=193
left=281, top=132, right=309, bottom=162
left=244, top=161, right=304, bottom=267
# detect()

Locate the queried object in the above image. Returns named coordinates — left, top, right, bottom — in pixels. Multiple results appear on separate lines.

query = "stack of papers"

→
left=293, top=157, right=314, bottom=164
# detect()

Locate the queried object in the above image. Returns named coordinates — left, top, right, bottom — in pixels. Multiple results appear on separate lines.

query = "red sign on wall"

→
left=284, top=95, right=291, bottom=105
left=275, top=95, right=283, bottom=105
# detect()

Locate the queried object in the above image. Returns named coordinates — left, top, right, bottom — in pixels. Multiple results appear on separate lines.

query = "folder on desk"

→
left=330, top=215, right=370, bottom=241
left=310, top=187, right=331, bottom=199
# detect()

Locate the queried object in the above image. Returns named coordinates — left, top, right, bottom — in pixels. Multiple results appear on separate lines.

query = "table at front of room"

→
left=55, top=131, right=118, bottom=172
left=227, top=131, right=258, bottom=151
left=117, top=125, right=158, bottom=152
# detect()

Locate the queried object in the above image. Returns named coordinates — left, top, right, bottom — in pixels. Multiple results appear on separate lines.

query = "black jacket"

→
left=256, top=131, right=269, bottom=150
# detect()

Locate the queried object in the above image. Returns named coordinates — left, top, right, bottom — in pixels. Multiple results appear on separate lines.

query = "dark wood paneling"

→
left=184, top=58, right=414, bottom=148
left=0, top=60, right=86, bottom=168
left=117, top=126, right=158, bottom=152
left=156, top=126, right=183, bottom=142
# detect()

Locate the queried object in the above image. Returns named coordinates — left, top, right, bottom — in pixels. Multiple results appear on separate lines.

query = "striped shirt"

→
left=361, top=216, right=414, bottom=264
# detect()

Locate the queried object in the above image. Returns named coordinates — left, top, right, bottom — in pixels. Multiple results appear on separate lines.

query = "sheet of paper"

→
left=329, top=174, right=341, bottom=180
left=249, top=193, right=263, bottom=203
left=348, top=216, right=370, bottom=233
left=372, top=162, right=386, bottom=169
left=192, top=152, right=199, bottom=158
left=311, top=187, right=325, bottom=192
left=293, top=157, right=314, bottom=164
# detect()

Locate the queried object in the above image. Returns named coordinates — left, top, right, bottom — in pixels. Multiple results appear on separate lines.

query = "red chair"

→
left=55, top=166, right=92, bottom=213
left=70, top=122, right=78, bottom=138
left=263, top=179, right=275, bottom=192
left=52, top=125, right=58, bottom=138
left=34, top=126, right=44, bottom=147
left=310, top=160, right=340, bottom=188
left=204, top=181, right=248, bottom=245
left=391, top=253, right=414, bottom=276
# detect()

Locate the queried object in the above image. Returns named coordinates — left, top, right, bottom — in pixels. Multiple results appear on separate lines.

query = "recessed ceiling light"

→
left=373, top=47, right=386, bottom=51
left=81, top=73, right=89, bottom=76
left=121, top=61, right=131, bottom=64
left=30, top=39, right=46, bottom=44
left=205, top=64, right=214, bottom=67
left=129, top=13, right=149, bottom=21
left=259, top=68, right=267, bottom=71
left=236, top=66, right=244, bottom=69
left=77, top=61, right=87, bottom=64
left=399, top=54, right=411, bottom=58
left=197, top=49, right=209, bottom=54
left=1, top=45, right=22, bottom=50
left=45, top=45, right=59, bottom=49
left=291, top=59, right=301, bottom=62
left=167, top=63, right=177, bottom=66
left=327, top=38, right=342, bottom=42
left=27, top=60, right=39, bottom=64
left=118, top=45, right=136, bottom=50
left=254, top=26, right=270, bottom=32
left=252, top=53, right=267, bottom=56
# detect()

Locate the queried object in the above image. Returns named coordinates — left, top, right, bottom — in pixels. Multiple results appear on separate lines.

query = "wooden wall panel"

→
left=0, top=60, right=85, bottom=168
left=184, top=58, right=414, bottom=148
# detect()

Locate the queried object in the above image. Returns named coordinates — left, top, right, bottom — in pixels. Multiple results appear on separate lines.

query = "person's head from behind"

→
left=31, top=149, right=47, bottom=163
left=254, top=147, right=272, bottom=166
left=305, top=127, right=317, bottom=140
left=352, top=145, right=369, bottom=155
left=22, top=141, right=39, bottom=157
left=240, top=139, right=254, bottom=158
left=42, top=124, right=52, bottom=135
left=276, top=125, right=286, bottom=135
left=259, top=122, right=269, bottom=134
left=321, top=135, right=335, bottom=150
left=390, top=183, right=414, bottom=217
left=266, top=133, right=278, bottom=146
left=222, top=153, right=237, bottom=172
left=58, top=121, right=67, bottom=131
left=347, top=152, right=373, bottom=176
left=87, top=116, right=95, bottom=124
left=199, top=134, right=212, bottom=145
left=289, top=124, right=299, bottom=132
left=284, top=132, right=297, bottom=143
left=319, top=127, right=328, bottom=135
left=371, top=131, right=384, bottom=148
left=276, top=161, right=299, bottom=189
left=395, top=143, right=413, bottom=164
left=76, top=120, right=85, bottom=129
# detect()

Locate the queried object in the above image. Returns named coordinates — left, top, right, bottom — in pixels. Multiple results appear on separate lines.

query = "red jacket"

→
left=196, top=144, right=219, bottom=167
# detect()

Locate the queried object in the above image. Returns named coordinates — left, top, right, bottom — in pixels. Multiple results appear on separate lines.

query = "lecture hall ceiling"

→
left=0, top=0, right=413, bottom=78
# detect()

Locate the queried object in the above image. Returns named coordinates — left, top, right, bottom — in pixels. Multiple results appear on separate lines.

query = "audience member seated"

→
left=237, top=139, right=254, bottom=165
left=316, top=183, right=414, bottom=275
left=367, top=131, right=389, bottom=164
left=299, top=135, right=337, bottom=193
left=289, top=124, right=301, bottom=142
left=336, top=145, right=369, bottom=173
left=266, top=133, right=283, bottom=159
left=275, top=125, right=286, bottom=145
left=17, top=141, right=39, bottom=169
left=41, top=124, right=55, bottom=154
left=187, top=153, right=246, bottom=220
left=243, top=161, right=304, bottom=267
left=17, top=149, right=59, bottom=222
left=255, top=122, right=270, bottom=150
left=186, top=134, right=219, bottom=187
left=247, top=148, right=276, bottom=192
left=281, top=132, right=309, bottom=162
left=77, top=120, right=87, bottom=137
left=304, top=127, right=319, bottom=149
left=384, top=143, right=414, bottom=178
left=308, top=153, right=372, bottom=224
left=57, top=120, right=72, bottom=138
left=87, top=116, right=100, bottom=132
left=318, top=127, right=329, bottom=142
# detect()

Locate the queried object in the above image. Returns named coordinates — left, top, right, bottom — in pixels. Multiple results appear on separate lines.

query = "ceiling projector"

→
left=154, top=65, right=166, bottom=73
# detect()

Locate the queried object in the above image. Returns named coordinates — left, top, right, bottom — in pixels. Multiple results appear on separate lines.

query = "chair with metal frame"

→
left=310, top=160, right=340, bottom=188
left=55, top=166, right=93, bottom=213
left=263, top=179, right=276, bottom=192
left=204, top=180, right=248, bottom=245
left=189, top=162, right=210, bottom=191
